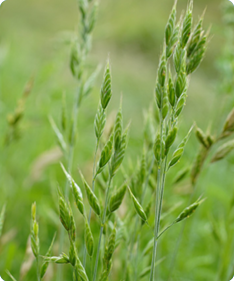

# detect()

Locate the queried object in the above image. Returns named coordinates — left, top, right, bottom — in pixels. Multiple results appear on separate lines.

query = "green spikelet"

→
left=195, top=127, right=209, bottom=148
left=221, top=108, right=234, bottom=139
left=75, top=257, right=89, bottom=281
left=114, top=105, right=123, bottom=150
left=190, top=146, right=208, bottom=185
left=166, top=25, right=179, bottom=59
left=111, top=126, right=128, bottom=176
left=154, top=134, right=162, bottom=163
left=69, top=204, right=76, bottom=242
left=60, top=164, right=84, bottom=215
left=155, top=83, right=164, bottom=109
left=30, top=202, right=40, bottom=258
left=94, top=104, right=106, bottom=140
left=168, top=125, right=193, bottom=169
left=175, top=198, right=204, bottom=223
left=58, top=190, right=71, bottom=231
left=98, top=133, right=114, bottom=171
left=187, top=17, right=203, bottom=57
left=175, top=51, right=187, bottom=98
left=85, top=217, right=94, bottom=257
left=162, top=94, right=169, bottom=120
left=80, top=172, right=101, bottom=216
left=211, top=140, right=234, bottom=163
left=175, top=93, right=186, bottom=118
left=165, top=127, right=178, bottom=155
left=105, top=226, right=117, bottom=262
left=165, top=1, right=177, bottom=45
left=128, top=186, right=147, bottom=222
left=101, top=60, right=112, bottom=110
left=173, top=44, right=183, bottom=73
left=87, top=1, right=98, bottom=33
left=186, top=31, right=207, bottom=74
left=181, top=2, right=193, bottom=48
left=168, top=69, right=176, bottom=107
left=43, top=253, right=70, bottom=264
left=70, top=42, right=82, bottom=79
left=157, top=51, right=167, bottom=88
left=109, top=184, right=127, bottom=213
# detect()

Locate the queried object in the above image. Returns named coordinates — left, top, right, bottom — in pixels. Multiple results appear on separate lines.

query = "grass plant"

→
left=1, top=0, right=234, bottom=281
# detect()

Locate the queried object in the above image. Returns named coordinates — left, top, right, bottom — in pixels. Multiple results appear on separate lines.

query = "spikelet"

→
left=94, top=104, right=106, bottom=140
left=175, top=50, right=187, bottom=98
left=80, top=172, right=101, bottom=216
left=101, top=60, right=112, bottom=110
left=60, top=164, right=84, bottom=215
left=114, top=104, right=123, bottom=151
left=74, top=257, right=89, bottom=281
left=58, top=189, right=71, bottom=231
left=195, top=127, right=209, bottom=148
left=97, top=133, right=114, bottom=174
left=187, top=16, right=203, bottom=57
left=175, top=198, right=204, bottom=223
left=128, top=186, right=147, bottom=222
left=155, top=83, right=164, bottom=109
left=181, top=1, right=193, bottom=48
left=87, top=1, right=98, bottom=33
left=175, top=93, right=186, bottom=118
left=85, top=217, right=94, bottom=257
left=173, top=44, right=184, bottom=73
left=220, top=108, right=234, bottom=139
left=165, top=127, right=178, bottom=155
left=109, top=184, right=127, bottom=213
left=211, top=140, right=234, bottom=163
left=165, top=1, right=177, bottom=45
left=168, top=69, right=176, bottom=107
left=186, top=30, right=208, bottom=74
left=104, top=226, right=116, bottom=262
left=69, top=204, right=76, bottom=242
left=111, top=125, right=128, bottom=176
left=43, top=253, right=70, bottom=264
left=168, top=125, right=193, bottom=169
left=165, top=1, right=179, bottom=59
left=70, top=42, right=82, bottom=79
left=30, top=202, right=40, bottom=258
left=190, top=146, right=208, bottom=185
left=162, top=94, right=169, bottom=120
left=157, top=51, right=167, bottom=88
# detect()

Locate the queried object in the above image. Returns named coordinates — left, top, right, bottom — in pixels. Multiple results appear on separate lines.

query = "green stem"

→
left=150, top=116, right=163, bottom=281
left=92, top=175, right=112, bottom=281
left=36, top=256, right=40, bottom=281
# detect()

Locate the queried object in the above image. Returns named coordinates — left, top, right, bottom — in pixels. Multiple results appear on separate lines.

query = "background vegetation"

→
left=0, top=0, right=234, bottom=280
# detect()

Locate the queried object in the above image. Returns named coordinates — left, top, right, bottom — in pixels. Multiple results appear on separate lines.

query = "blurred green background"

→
left=0, top=0, right=234, bottom=280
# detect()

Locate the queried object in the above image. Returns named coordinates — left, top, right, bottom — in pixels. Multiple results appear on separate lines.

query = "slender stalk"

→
left=133, top=155, right=155, bottom=280
left=36, top=256, right=40, bottom=281
left=150, top=116, right=163, bottom=281
left=92, top=175, right=112, bottom=281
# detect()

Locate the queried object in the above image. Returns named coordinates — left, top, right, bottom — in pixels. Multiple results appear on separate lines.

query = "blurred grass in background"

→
left=0, top=0, right=234, bottom=280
